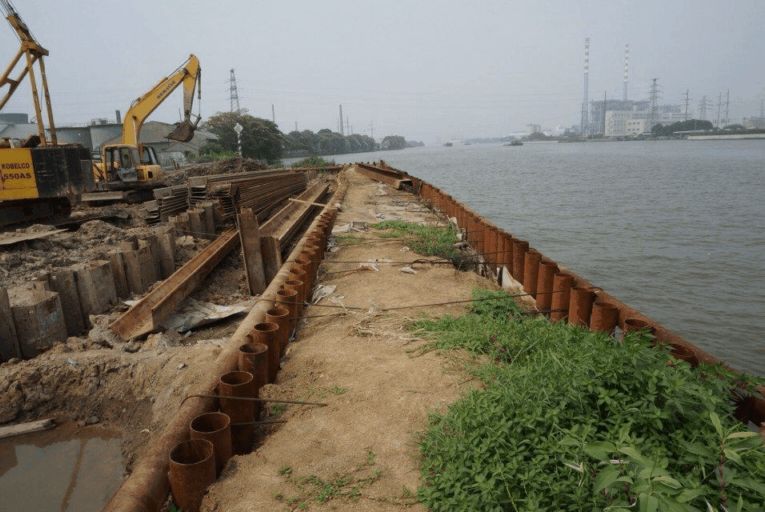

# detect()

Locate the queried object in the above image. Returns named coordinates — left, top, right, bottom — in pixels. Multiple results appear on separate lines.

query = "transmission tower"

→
left=698, top=96, right=712, bottom=121
left=338, top=104, right=344, bottom=135
left=648, top=78, right=660, bottom=131
left=683, top=89, right=690, bottom=121
left=716, top=92, right=722, bottom=128
left=580, top=38, right=590, bottom=135
left=724, top=89, right=730, bottom=127
left=229, top=69, right=241, bottom=113
left=271, top=103, right=276, bottom=124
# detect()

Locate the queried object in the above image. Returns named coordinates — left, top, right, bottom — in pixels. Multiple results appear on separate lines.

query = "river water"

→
left=326, top=140, right=765, bottom=376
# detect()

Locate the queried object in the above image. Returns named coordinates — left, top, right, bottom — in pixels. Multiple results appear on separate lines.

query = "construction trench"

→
left=0, top=162, right=764, bottom=511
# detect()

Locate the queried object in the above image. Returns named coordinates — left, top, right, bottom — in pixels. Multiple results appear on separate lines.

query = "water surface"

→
left=328, top=140, right=765, bottom=376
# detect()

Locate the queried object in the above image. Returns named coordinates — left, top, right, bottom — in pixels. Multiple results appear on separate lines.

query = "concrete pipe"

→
left=168, top=439, right=216, bottom=512
left=218, top=371, right=256, bottom=455
left=267, top=304, right=291, bottom=357
left=511, top=239, right=529, bottom=282
left=535, top=261, right=558, bottom=313
left=523, top=249, right=542, bottom=297
left=568, top=287, right=596, bottom=327
left=237, top=343, right=268, bottom=396
left=550, top=273, right=574, bottom=322
left=251, top=321, right=281, bottom=383
left=590, top=301, right=619, bottom=335
left=276, top=288, right=299, bottom=342
left=189, top=412, right=232, bottom=477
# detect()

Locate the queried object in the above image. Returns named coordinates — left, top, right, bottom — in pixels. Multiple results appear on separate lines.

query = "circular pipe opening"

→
left=220, top=371, right=254, bottom=387
left=190, top=412, right=230, bottom=435
left=239, top=343, right=267, bottom=356
left=254, top=322, right=279, bottom=333
left=170, top=439, right=214, bottom=466
left=267, top=306, right=289, bottom=318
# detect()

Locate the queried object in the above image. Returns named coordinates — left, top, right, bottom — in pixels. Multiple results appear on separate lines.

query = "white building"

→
left=605, top=110, right=687, bottom=137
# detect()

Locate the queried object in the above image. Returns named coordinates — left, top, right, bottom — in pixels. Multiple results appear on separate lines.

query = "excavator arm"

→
left=122, top=54, right=201, bottom=147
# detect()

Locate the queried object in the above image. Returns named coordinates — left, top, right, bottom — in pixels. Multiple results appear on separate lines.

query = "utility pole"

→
left=683, top=89, right=690, bottom=121
left=338, top=104, right=344, bottom=135
left=346, top=118, right=350, bottom=135
left=716, top=92, right=722, bottom=128
left=229, top=69, right=241, bottom=114
left=271, top=104, right=276, bottom=124
left=724, top=89, right=730, bottom=127
left=623, top=43, right=629, bottom=101
left=648, top=78, right=660, bottom=132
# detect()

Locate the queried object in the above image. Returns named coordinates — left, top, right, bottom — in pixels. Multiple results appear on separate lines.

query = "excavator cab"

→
left=102, top=144, right=161, bottom=186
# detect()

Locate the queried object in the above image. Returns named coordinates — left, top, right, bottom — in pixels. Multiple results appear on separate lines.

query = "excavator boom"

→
left=122, top=54, right=201, bottom=146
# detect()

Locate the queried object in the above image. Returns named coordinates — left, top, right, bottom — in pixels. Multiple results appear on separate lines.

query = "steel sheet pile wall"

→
left=408, top=167, right=765, bottom=432
left=188, top=170, right=307, bottom=222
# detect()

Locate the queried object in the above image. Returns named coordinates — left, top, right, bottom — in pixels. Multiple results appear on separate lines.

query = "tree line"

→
left=199, top=111, right=411, bottom=163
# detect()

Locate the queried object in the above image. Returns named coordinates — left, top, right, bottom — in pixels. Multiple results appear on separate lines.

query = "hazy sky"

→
left=2, top=0, right=764, bottom=143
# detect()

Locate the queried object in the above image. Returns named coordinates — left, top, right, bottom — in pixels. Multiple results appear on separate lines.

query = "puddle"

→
left=0, top=423, right=124, bottom=512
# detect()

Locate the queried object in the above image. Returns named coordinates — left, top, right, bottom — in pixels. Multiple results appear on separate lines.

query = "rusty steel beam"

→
left=261, top=181, right=329, bottom=248
left=109, top=229, right=240, bottom=341
left=355, top=163, right=412, bottom=190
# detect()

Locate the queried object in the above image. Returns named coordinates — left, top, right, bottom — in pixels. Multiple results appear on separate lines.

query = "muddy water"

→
left=327, top=140, right=765, bottom=376
left=0, top=425, right=124, bottom=511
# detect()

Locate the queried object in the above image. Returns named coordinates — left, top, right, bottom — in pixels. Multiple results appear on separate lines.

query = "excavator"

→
left=88, top=54, right=201, bottom=201
left=0, top=0, right=93, bottom=226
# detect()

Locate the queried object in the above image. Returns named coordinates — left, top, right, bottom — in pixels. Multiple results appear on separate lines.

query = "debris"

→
left=177, top=363, right=187, bottom=370
left=66, top=358, right=78, bottom=367
left=0, top=228, right=68, bottom=247
left=453, top=241, right=468, bottom=249
left=123, top=341, right=142, bottom=353
left=351, top=221, right=368, bottom=231
left=332, top=224, right=352, bottom=234
left=400, top=266, right=418, bottom=275
left=312, top=284, right=337, bottom=304
left=400, top=246, right=411, bottom=252
left=0, top=418, right=56, bottom=440
left=359, top=263, right=380, bottom=272
left=161, top=298, right=253, bottom=333
left=85, top=415, right=100, bottom=425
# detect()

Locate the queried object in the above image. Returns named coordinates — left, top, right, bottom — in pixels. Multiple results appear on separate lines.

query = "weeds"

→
left=413, top=289, right=765, bottom=511
left=371, top=220, right=464, bottom=265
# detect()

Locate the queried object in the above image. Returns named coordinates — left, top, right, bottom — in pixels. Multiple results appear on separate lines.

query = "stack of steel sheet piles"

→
left=188, top=170, right=307, bottom=222
left=144, top=185, right=190, bottom=225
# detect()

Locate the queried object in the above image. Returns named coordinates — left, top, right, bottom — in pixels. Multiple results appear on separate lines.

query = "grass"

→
left=290, top=156, right=336, bottom=168
left=371, top=220, right=465, bottom=265
left=411, top=289, right=765, bottom=511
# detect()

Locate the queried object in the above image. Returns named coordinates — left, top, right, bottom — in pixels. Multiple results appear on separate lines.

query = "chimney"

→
left=115, top=110, right=122, bottom=124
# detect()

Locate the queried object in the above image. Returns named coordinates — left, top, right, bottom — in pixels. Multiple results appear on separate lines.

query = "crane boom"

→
left=0, top=0, right=57, bottom=144
left=122, top=54, right=201, bottom=147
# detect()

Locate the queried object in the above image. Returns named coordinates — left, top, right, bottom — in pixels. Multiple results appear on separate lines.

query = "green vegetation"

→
left=372, top=221, right=463, bottom=265
left=381, top=135, right=407, bottom=150
left=290, top=155, right=336, bottom=168
left=651, top=119, right=714, bottom=136
left=412, top=289, right=765, bottom=511
left=201, top=111, right=283, bottom=162
left=285, top=129, right=376, bottom=155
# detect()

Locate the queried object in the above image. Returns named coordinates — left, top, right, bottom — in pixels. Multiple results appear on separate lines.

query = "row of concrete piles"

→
left=416, top=179, right=765, bottom=430
left=0, top=227, right=177, bottom=361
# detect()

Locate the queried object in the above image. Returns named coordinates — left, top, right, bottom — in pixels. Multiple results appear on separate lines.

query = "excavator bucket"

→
left=166, top=120, right=197, bottom=143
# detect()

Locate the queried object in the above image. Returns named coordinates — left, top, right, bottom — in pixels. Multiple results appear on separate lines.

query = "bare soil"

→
left=201, top=168, right=495, bottom=511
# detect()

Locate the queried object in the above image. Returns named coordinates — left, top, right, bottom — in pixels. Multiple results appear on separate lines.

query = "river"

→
left=324, top=140, right=765, bottom=376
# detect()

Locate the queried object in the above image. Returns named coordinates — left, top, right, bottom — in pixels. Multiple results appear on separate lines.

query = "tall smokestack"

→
left=115, top=110, right=121, bottom=124
left=623, top=44, right=629, bottom=101
left=580, top=38, right=590, bottom=135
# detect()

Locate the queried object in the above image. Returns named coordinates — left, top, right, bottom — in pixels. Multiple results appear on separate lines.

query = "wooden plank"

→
left=0, top=229, right=67, bottom=247
left=237, top=208, right=267, bottom=295
left=0, top=418, right=55, bottom=440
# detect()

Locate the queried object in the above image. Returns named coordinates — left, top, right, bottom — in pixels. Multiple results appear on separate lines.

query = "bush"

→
left=413, top=289, right=765, bottom=511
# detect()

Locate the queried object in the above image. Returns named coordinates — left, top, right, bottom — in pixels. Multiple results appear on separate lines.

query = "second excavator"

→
left=89, top=54, right=201, bottom=200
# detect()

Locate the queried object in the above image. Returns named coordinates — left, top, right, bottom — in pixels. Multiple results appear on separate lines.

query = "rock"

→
left=123, top=341, right=141, bottom=353
left=85, top=415, right=100, bottom=425
left=7, top=358, right=20, bottom=365
left=400, top=266, right=417, bottom=275
left=177, top=363, right=186, bottom=370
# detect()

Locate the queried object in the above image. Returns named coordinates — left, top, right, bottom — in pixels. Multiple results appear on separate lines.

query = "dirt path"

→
left=203, top=168, right=495, bottom=511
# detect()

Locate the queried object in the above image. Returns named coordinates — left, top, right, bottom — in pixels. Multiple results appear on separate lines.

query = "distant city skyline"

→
left=2, top=0, right=764, bottom=143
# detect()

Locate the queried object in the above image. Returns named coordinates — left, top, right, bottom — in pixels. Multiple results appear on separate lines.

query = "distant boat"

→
left=504, top=140, right=523, bottom=146
left=463, top=141, right=472, bottom=145
left=443, top=142, right=453, bottom=147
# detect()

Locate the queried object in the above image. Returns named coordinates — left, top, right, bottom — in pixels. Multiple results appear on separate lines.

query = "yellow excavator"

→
left=0, top=0, right=93, bottom=225
left=88, top=54, right=201, bottom=200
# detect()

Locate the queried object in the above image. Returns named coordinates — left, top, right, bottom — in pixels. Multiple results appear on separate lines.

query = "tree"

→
left=381, top=135, right=407, bottom=150
left=651, top=119, right=714, bottom=136
left=201, top=112, right=283, bottom=162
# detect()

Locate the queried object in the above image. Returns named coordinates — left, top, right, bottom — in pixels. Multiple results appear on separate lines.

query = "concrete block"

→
left=8, top=287, right=67, bottom=359
left=108, top=251, right=130, bottom=299
left=73, top=260, right=118, bottom=324
left=50, top=268, right=87, bottom=336
left=0, top=287, right=21, bottom=361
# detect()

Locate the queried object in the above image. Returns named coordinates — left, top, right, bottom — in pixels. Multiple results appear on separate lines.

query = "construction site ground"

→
left=201, top=168, right=494, bottom=511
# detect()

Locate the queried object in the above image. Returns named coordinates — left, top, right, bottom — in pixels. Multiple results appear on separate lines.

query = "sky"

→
left=2, top=0, right=764, bottom=143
